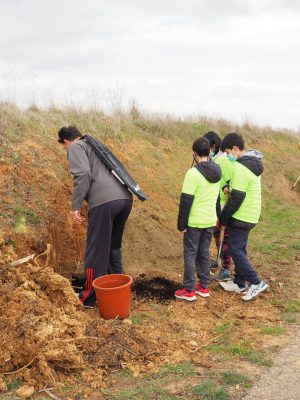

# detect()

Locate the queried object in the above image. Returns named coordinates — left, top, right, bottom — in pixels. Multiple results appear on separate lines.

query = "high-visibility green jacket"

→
left=213, top=152, right=235, bottom=206
left=177, top=160, right=221, bottom=230
left=219, top=150, right=263, bottom=229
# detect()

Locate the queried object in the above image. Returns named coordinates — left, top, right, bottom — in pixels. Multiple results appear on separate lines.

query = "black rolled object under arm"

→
left=219, top=189, right=246, bottom=225
left=177, top=193, right=194, bottom=231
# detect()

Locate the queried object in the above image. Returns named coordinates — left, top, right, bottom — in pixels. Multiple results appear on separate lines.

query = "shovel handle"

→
left=291, top=175, right=300, bottom=190
left=219, top=225, right=226, bottom=242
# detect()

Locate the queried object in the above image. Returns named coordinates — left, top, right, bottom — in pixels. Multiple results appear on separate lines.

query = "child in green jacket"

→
left=218, top=133, right=269, bottom=301
left=175, top=137, right=221, bottom=301
left=203, top=131, right=235, bottom=281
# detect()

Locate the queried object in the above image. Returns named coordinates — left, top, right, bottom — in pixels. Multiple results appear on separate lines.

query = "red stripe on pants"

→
left=81, top=268, right=94, bottom=303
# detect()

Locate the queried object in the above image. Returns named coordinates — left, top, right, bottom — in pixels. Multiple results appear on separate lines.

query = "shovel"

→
left=211, top=225, right=225, bottom=280
left=291, top=175, right=300, bottom=190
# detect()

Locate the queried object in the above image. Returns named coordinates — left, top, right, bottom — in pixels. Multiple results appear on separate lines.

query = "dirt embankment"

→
left=0, top=107, right=299, bottom=397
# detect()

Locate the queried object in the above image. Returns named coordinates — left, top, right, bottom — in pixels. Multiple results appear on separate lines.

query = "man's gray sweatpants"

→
left=183, top=227, right=213, bottom=291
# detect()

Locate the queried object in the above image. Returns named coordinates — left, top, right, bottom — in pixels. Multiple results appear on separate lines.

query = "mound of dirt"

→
left=0, top=259, right=91, bottom=388
left=0, top=257, right=177, bottom=391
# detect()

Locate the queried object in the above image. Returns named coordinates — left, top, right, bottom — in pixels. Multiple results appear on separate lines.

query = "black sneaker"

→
left=76, top=293, right=96, bottom=309
left=83, top=302, right=96, bottom=309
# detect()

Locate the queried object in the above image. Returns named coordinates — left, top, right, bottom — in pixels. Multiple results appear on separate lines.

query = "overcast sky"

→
left=1, top=0, right=300, bottom=129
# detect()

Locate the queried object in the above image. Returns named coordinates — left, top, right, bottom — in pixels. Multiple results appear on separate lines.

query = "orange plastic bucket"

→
left=92, top=274, right=133, bottom=320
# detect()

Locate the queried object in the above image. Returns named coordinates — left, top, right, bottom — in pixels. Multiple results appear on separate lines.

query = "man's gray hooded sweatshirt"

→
left=68, top=137, right=132, bottom=210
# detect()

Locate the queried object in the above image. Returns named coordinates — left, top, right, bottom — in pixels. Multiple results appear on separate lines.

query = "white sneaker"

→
left=219, top=280, right=247, bottom=293
left=241, top=281, right=269, bottom=301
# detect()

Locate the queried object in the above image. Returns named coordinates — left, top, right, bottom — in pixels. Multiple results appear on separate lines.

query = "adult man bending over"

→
left=58, top=126, right=132, bottom=308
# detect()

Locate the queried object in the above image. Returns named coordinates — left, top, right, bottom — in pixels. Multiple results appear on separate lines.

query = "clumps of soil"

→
left=0, top=260, right=91, bottom=388
left=132, top=276, right=181, bottom=303
left=0, top=261, right=174, bottom=391
left=81, top=318, right=170, bottom=376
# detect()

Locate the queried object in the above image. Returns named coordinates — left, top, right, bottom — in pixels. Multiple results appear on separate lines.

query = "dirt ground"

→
left=0, top=252, right=295, bottom=398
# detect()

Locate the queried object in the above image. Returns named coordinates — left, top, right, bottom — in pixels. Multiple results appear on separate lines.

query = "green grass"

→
left=213, top=322, right=233, bottom=335
left=272, top=299, right=300, bottom=322
left=228, top=344, right=251, bottom=357
left=5, top=378, right=22, bottom=392
left=62, top=386, right=74, bottom=392
left=131, top=312, right=152, bottom=325
left=26, top=210, right=39, bottom=224
left=221, top=371, right=252, bottom=386
left=251, top=196, right=300, bottom=262
left=282, top=313, right=296, bottom=323
left=5, top=238, right=16, bottom=250
left=258, top=326, right=286, bottom=335
left=245, top=351, right=273, bottom=367
left=207, top=342, right=273, bottom=367
left=105, top=363, right=197, bottom=399
left=14, top=215, right=27, bottom=233
left=103, top=382, right=181, bottom=400
left=192, top=381, right=230, bottom=400
left=11, top=205, right=40, bottom=233
left=148, top=303, right=172, bottom=319
left=286, top=300, right=300, bottom=313
left=154, top=362, right=196, bottom=378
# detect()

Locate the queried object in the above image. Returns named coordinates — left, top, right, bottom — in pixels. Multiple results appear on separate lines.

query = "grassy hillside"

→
left=0, top=101, right=299, bottom=275
left=0, top=102, right=299, bottom=399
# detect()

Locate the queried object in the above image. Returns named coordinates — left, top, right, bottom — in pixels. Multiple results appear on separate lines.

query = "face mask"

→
left=210, top=151, right=215, bottom=158
left=227, top=153, right=237, bottom=162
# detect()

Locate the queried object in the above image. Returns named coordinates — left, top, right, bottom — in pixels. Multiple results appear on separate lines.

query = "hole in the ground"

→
left=132, top=276, right=181, bottom=303
left=71, top=273, right=182, bottom=303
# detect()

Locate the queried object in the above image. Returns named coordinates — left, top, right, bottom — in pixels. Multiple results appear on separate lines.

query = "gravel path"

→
left=243, top=326, right=300, bottom=400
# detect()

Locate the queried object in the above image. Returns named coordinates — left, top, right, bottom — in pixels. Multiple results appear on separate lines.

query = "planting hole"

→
left=132, top=276, right=181, bottom=303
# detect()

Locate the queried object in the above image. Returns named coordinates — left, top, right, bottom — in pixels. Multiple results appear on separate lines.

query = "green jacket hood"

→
left=238, top=151, right=263, bottom=177
left=195, top=160, right=221, bottom=183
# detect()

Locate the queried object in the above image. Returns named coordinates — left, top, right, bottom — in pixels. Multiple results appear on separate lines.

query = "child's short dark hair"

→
left=203, top=131, right=222, bottom=154
left=58, top=126, right=82, bottom=143
left=192, top=137, right=210, bottom=157
left=221, top=132, right=244, bottom=151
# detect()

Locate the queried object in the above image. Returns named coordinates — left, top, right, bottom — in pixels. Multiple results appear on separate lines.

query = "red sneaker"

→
left=175, top=288, right=196, bottom=302
left=195, top=284, right=210, bottom=298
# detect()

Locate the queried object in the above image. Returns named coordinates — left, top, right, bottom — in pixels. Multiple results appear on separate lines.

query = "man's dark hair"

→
left=221, top=132, right=244, bottom=151
left=203, top=131, right=222, bottom=154
left=57, top=126, right=82, bottom=144
left=192, top=137, right=210, bottom=157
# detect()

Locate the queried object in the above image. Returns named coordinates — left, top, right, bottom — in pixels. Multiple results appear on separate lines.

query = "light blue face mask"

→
left=227, top=153, right=237, bottom=162
left=210, top=151, right=215, bottom=158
